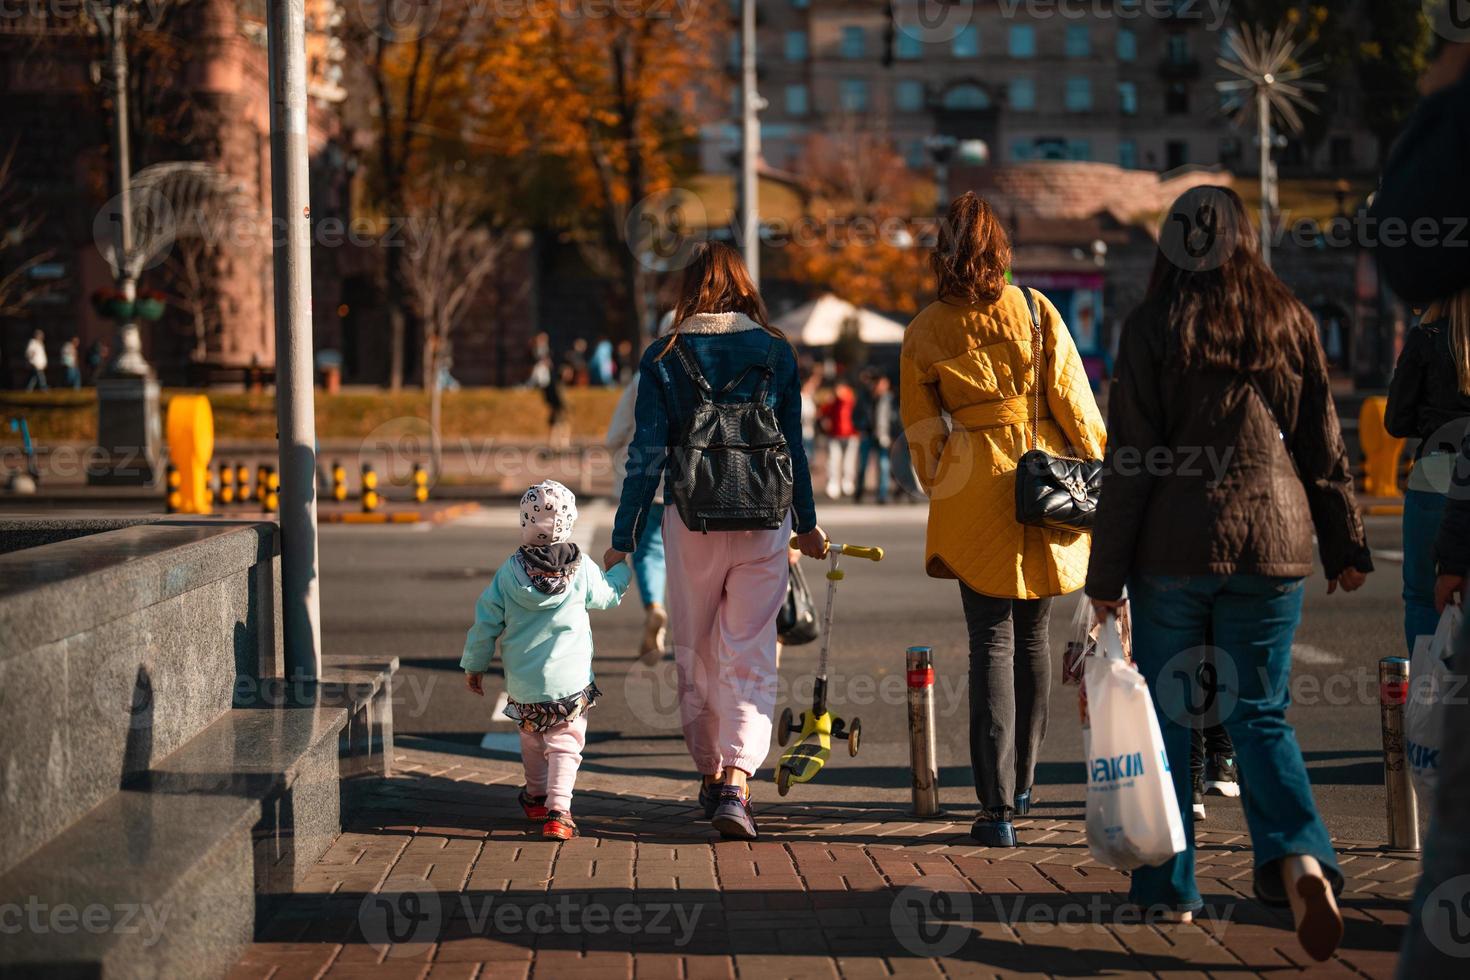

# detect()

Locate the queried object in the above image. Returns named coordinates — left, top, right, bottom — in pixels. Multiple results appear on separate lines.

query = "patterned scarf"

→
left=515, top=542, right=581, bottom=595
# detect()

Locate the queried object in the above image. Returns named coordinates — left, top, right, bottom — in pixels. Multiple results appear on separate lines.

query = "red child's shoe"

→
left=542, top=811, right=577, bottom=840
left=518, top=789, right=549, bottom=821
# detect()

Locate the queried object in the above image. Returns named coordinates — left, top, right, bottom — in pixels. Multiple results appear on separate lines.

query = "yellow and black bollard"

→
left=165, top=464, right=183, bottom=513
left=255, top=464, right=269, bottom=508
left=263, top=467, right=280, bottom=514
left=331, top=460, right=347, bottom=502
left=219, top=462, right=236, bottom=505
left=361, top=463, right=380, bottom=513
left=236, top=462, right=252, bottom=503
left=412, top=462, right=429, bottom=503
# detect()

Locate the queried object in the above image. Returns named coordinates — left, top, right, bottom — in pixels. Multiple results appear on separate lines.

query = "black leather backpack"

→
left=667, top=337, right=794, bottom=533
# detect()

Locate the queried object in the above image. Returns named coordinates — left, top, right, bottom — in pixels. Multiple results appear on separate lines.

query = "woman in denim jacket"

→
left=606, top=242, right=827, bottom=840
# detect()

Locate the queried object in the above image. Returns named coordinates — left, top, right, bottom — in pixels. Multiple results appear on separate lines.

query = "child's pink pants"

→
left=663, top=508, right=790, bottom=777
left=519, top=715, right=587, bottom=813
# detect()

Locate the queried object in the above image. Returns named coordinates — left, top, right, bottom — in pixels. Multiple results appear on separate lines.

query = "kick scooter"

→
left=775, top=536, right=884, bottom=795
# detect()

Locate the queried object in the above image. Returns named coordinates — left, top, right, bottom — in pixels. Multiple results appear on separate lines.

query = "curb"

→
left=319, top=501, right=479, bottom=525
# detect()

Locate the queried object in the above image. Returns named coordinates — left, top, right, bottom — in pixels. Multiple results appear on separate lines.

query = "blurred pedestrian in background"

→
left=854, top=371, right=896, bottom=505
left=23, top=330, right=47, bottom=391
left=902, top=191, right=1105, bottom=847
left=591, top=336, right=616, bottom=386
left=1087, top=186, right=1369, bottom=958
left=60, top=337, right=81, bottom=390
left=821, top=378, right=858, bottom=499
left=1385, top=290, right=1470, bottom=651
left=544, top=363, right=571, bottom=448
left=85, top=339, right=108, bottom=383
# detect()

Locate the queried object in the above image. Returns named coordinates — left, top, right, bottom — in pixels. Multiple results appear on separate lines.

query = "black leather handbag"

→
left=776, top=562, right=820, bottom=646
left=667, top=338, right=794, bottom=533
left=1013, top=286, right=1103, bottom=534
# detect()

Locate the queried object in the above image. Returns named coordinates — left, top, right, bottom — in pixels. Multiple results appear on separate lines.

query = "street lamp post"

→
left=739, top=0, right=762, bottom=285
left=925, top=135, right=957, bottom=217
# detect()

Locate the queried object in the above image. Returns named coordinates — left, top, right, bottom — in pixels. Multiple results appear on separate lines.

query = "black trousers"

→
left=959, top=585, right=1054, bottom=813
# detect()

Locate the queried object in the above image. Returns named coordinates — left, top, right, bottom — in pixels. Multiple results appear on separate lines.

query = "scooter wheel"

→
left=848, top=718, right=862, bottom=757
left=777, top=765, right=792, bottom=796
left=777, top=707, right=794, bottom=747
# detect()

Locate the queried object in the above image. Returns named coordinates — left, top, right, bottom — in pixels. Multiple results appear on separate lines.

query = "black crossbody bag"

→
left=1013, top=286, right=1104, bottom=534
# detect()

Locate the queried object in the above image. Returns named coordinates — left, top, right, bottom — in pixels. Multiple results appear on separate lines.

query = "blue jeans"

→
left=631, top=502, right=666, bottom=608
left=1403, top=488, right=1447, bottom=652
left=857, top=437, right=890, bottom=502
left=1128, top=573, right=1341, bottom=911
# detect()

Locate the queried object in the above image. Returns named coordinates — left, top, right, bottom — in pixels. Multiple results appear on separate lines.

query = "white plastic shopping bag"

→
left=1083, top=616, right=1187, bottom=870
left=1406, top=603, right=1462, bottom=806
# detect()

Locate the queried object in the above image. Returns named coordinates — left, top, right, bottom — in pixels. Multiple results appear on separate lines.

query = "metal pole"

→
left=906, top=646, right=942, bottom=817
left=266, top=0, right=322, bottom=685
left=1378, top=657, right=1419, bottom=851
left=1257, top=85, right=1272, bottom=267
left=739, top=0, right=760, bottom=285
left=102, top=0, right=148, bottom=377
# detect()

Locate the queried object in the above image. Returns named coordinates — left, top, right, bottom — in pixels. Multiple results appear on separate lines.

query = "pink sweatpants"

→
left=519, top=715, right=587, bottom=814
left=663, top=508, right=791, bottom=777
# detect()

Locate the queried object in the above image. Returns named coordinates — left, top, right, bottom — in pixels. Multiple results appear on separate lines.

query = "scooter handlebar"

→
left=788, top=536, right=884, bottom=562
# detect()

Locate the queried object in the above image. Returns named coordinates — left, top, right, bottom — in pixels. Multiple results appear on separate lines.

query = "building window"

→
left=895, top=31, right=922, bottom=60
left=953, top=25, right=979, bottom=57
left=1011, top=140, right=1033, bottom=162
left=1119, top=139, right=1138, bottom=170
left=1064, top=77, right=1092, bottom=112
left=840, top=79, right=870, bottom=112
left=1067, top=139, right=1092, bottom=161
left=1166, top=139, right=1188, bottom=170
left=1165, top=82, right=1189, bottom=114
left=1167, top=34, right=1190, bottom=65
left=727, top=36, right=740, bottom=69
left=791, top=0, right=809, bottom=7
left=1009, top=25, right=1036, bottom=58
left=1009, top=77, right=1036, bottom=111
left=785, top=84, right=809, bottom=116
left=905, top=140, right=928, bottom=168
left=784, top=31, right=808, bottom=62
left=1116, top=28, right=1137, bottom=61
left=895, top=79, right=925, bottom=112
left=942, top=83, right=990, bottom=110
left=1035, top=138, right=1068, bottom=160
left=841, top=26, right=866, bottom=59
left=1065, top=25, right=1090, bottom=58
left=1118, top=81, right=1138, bottom=116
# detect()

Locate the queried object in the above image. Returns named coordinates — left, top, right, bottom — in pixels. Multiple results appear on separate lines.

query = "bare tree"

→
left=401, top=178, right=507, bottom=476
left=164, top=234, right=218, bottom=364
left=0, top=147, right=53, bottom=318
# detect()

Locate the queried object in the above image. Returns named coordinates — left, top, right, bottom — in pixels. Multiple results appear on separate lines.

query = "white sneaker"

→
left=639, top=603, right=668, bottom=664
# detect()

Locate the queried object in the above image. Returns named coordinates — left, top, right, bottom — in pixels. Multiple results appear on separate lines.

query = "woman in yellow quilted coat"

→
left=900, top=191, right=1106, bottom=846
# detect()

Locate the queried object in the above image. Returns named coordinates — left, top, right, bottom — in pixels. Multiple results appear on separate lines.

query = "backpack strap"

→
left=669, top=336, right=713, bottom=402
left=715, top=339, right=782, bottom=400
left=1020, top=285, right=1042, bottom=452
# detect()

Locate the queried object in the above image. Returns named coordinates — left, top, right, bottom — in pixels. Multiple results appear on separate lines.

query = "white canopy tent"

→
left=774, top=294, right=908, bottom=346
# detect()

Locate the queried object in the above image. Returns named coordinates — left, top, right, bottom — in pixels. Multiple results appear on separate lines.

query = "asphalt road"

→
left=320, top=502, right=1410, bottom=845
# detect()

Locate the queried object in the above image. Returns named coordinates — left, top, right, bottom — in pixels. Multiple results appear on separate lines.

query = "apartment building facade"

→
left=704, top=0, right=1377, bottom=179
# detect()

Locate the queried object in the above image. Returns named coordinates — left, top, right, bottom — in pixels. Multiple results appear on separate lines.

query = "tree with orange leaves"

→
left=779, top=124, right=932, bottom=317
left=471, top=1, right=720, bottom=341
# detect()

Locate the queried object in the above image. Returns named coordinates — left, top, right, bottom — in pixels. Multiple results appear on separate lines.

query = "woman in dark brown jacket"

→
left=1085, top=187, right=1371, bottom=961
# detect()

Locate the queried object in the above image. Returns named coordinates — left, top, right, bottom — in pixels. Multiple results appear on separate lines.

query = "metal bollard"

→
left=1379, top=657, right=1420, bottom=851
left=906, top=646, right=942, bottom=817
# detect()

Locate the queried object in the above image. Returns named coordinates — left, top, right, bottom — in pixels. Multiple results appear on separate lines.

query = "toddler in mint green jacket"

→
left=462, top=481, right=630, bottom=839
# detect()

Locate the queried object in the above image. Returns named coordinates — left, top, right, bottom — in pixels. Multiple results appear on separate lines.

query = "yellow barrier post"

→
left=331, top=460, right=347, bottom=502
left=219, top=462, right=235, bottom=505
left=236, top=462, right=252, bottom=503
left=256, top=464, right=269, bottom=508
left=263, top=466, right=280, bottom=514
left=361, top=463, right=379, bottom=513
left=164, top=395, right=215, bottom=514
left=165, top=465, right=182, bottom=513
left=413, top=462, right=429, bottom=503
left=1359, top=396, right=1406, bottom=498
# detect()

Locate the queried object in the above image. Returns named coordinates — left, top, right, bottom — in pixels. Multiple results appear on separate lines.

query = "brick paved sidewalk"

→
left=230, top=748, right=1416, bottom=979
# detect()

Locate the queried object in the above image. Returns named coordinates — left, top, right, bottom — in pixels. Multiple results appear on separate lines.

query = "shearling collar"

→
left=678, top=312, right=764, bottom=335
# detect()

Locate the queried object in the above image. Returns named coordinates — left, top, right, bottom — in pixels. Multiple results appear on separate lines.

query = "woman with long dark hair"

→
left=607, top=242, right=826, bottom=840
left=1085, top=186, right=1370, bottom=959
left=901, top=191, right=1106, bottom=846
